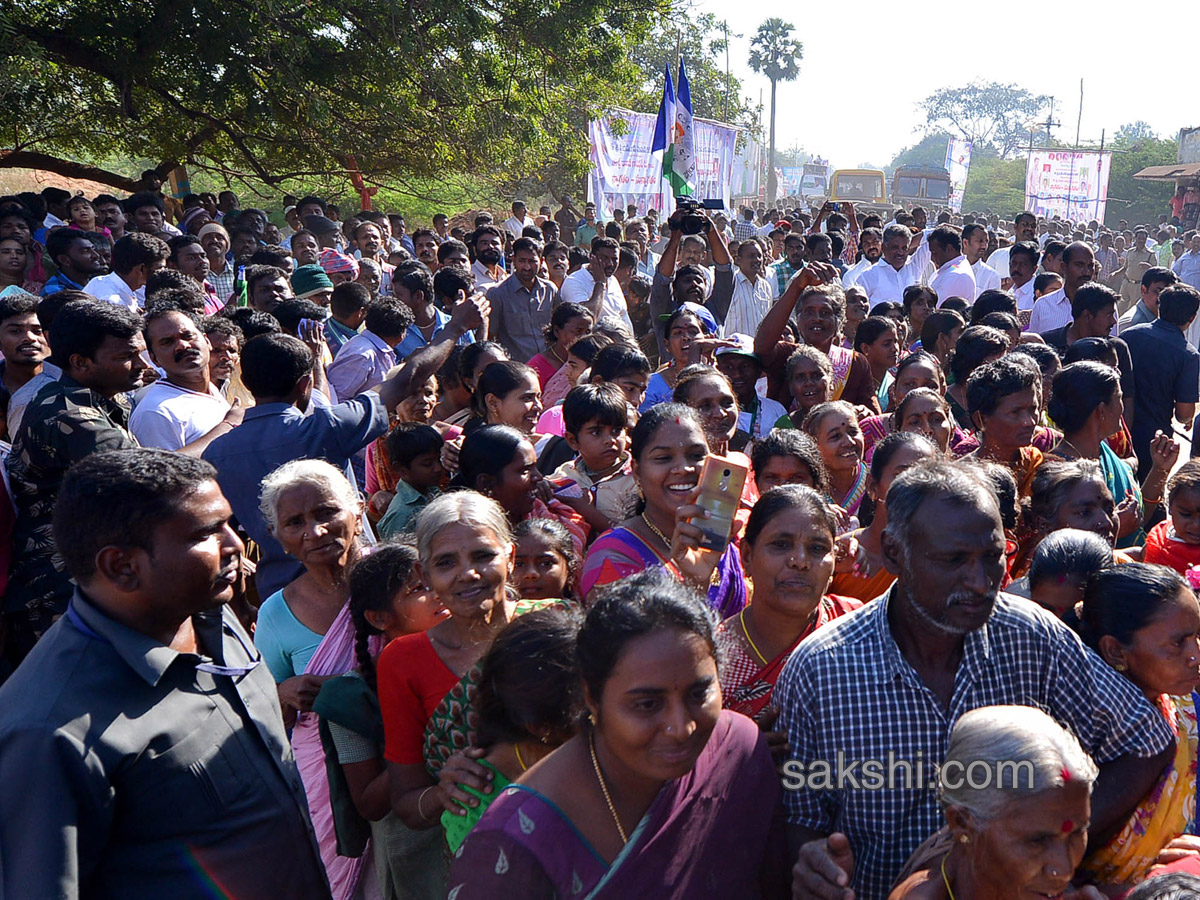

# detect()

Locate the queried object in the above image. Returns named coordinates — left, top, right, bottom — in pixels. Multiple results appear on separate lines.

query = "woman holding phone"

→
left=581, top=403, right=746, bottom=617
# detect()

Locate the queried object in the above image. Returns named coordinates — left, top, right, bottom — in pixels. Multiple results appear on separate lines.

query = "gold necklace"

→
left=740, top=609, right=769, bottom=666
left=941, top=853, right=957, bottom=900
left=515, top=744, right=528, bottom=772
left=640, top=513, right=671, bottom=550
left=589, top=732, right=628, bottom=844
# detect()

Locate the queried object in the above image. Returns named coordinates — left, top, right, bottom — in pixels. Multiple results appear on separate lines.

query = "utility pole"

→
left=722, top=19, right=731, bottom=122
left=1043, top=98, right=1060, bottom=149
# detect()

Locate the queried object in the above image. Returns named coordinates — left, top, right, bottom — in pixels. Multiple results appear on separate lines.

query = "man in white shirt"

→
left=962, top=223, right=1000, bottom=297
left=84, top=233, right=169, bottom=310
left=1029, top=242, right=1097, bottom=334
left=502, top=201, right=536, bottom=240
left=471, top=224, right=506, bottom=291
left=858, top=224, right=931, bottom=307
left=986, top=211, right=1037, bottom=282
left=623, top=218, right=660, bottom=280
left=1008, top=241, right=1040, bottom=311
left=927, top=225, right=976, bottom=306
left=559, top=236, right=633, bottom=335
left=842, top=227, right=883, bottom=288
left=130, top=305, right=240, bottom=452
left=722, top=238, right=778, bottom=338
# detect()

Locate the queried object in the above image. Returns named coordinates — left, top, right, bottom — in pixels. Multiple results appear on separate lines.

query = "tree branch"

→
left=0, top=152, right=139, bottom=190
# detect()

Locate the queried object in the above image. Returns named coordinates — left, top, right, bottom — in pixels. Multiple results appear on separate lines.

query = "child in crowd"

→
left=538, top=342, right=650, bottom=436
left=550, top=384, right=638, bottom=533
left=715, top=335, right=787, bottom=445
left=313, top=543, right=447, bottom=900
left=1143, top=460, right=1200, bottom=576
left=749, top=429, right=830, bottom=495
left=541, top=332, right=612, bottom=408
left=377, top=424, right=446, bottom=538
left=512, top=518, right=578, bottom=601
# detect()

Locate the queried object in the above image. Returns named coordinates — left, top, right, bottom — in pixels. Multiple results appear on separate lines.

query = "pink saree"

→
left=293, top=602, right=380, bottom=900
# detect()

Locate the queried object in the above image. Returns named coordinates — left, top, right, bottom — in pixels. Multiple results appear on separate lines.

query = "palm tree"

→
left=748, top=19, right=803, bottom=203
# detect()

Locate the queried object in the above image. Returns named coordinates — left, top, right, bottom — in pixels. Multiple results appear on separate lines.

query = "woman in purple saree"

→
left=445, top=567, right=788, bottom=898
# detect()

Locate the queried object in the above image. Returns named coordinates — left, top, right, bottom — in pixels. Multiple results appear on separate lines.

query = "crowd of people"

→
left=4, top=175, right=1200, bottom=899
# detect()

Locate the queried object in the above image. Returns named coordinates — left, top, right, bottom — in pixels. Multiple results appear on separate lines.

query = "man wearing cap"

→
left=318, top=249, right=359, bottom=287
left=199, top=224, right=236, bottom=305
left=715, top=334, right=787, bottom=442
left=304, top=215, right=343, bottom=252
left=290, top=265, right=334, bottom=309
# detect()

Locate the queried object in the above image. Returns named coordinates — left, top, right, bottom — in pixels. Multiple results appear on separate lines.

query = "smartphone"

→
left=691, top=454, right=749, bottom=553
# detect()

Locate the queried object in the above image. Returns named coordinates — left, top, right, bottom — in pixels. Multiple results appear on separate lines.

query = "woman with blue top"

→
left=639, top=304, right=730, bottom=412
left=254, top=458, right=370, bottom=900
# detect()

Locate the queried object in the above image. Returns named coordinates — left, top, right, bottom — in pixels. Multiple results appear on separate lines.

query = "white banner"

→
left=588, top=108, right=740, bottom=217
left=731, top=136, right=761, bottom=199
left=944, top=138, right=972, bottom=213
left=1025, top=150, right=1112, bottom=222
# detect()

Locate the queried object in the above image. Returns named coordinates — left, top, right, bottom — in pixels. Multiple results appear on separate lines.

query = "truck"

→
left=828, top=168, right=889, bottom=216
left=799, top=162, right=830, bottom=202
left=891, top=165, right=951, bottom=209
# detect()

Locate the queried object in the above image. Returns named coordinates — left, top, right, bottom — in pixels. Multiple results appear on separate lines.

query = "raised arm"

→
left=754, top=263, right=838, bottom=366
left=377, top=293, right=489, bottom=411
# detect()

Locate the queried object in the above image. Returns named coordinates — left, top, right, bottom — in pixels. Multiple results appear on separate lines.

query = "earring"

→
left=1113, top=662, right=1127, bottom=672
left=957, top=834, right=969, bottom=844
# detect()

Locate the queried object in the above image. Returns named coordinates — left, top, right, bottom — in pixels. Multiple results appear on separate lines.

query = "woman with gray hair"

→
left=253, top=458, right=371, bottom=900
left=376, top=490, right=561, bottom=842
left=890, top=705, right=1104, bottom=900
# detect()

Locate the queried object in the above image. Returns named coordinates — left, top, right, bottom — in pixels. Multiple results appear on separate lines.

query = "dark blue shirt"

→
left=1122, top=318, right=1200, bottom=471
left=202, top=393, right=388, bottom=595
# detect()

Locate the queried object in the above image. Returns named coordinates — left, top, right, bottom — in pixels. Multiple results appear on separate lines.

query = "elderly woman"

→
left=754, top=273, right=881, bottom=412
left=448, top=567, right=789, bottom=897
left=377, top=491, right=555, bottom=837
left=890, top=705, right=1103, bottom=900
left=776, top=345, right=834, bottom=430
left=253, top=459, right=369, bottom=900
left=966, top=355, right=1046, bottom=496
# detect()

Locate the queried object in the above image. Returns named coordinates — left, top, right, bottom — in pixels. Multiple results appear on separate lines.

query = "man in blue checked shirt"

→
left=779, top=460, right=1174, bottom=900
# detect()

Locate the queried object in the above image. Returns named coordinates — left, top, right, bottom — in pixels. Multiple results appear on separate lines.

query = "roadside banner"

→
left=944, top=138, right=972, bottom=213
left=1025, top=150, right=1112, bottom=221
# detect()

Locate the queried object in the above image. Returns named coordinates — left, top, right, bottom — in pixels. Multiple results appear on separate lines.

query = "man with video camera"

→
left=649, top=203, right=734, bottom=354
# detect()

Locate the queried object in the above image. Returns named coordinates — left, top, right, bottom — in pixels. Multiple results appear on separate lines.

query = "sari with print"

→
left=421, top=597, right=568, bottom=778
left=1080, top=692, right=1199, bottom=887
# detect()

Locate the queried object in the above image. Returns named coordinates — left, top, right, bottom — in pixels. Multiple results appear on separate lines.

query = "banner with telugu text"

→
left=1025, top=150, right=1112, bottom=222
left=944, top=138, right=972, bottom=213
left=587, top=109, right=739, bottom=218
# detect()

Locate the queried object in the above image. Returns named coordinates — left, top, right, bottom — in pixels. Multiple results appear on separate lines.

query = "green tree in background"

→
left=628, top=13, right=758, bottom=132
left=1105, top=127, right=1176, bottom=228
left=0, top=0, right=666, bottom=195
left=748, top=18, right=802, bottom=203
left=918, top=82, right=1049, bottom=158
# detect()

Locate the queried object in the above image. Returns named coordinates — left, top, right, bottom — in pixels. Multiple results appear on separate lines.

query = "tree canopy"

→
left=628, top=13, right=758, bottom=132
left=918, top=82, right=1049, bottom=158
left=0, top=0, right=667, bottom=194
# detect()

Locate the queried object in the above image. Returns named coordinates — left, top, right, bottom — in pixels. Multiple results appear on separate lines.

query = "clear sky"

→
left=688, top=0, right=1199, bottom=167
